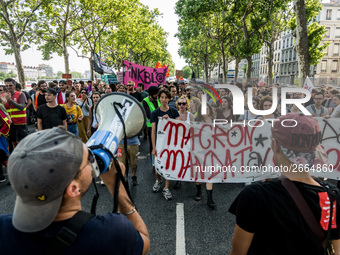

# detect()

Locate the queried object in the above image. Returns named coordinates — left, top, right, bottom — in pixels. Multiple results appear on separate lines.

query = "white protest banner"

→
left=303, top=76, right=314, bottom=93
left=155, top=118, right=340, bottom=183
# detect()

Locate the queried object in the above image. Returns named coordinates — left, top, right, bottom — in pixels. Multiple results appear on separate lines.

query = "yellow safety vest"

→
left=144, top=97, right=161, bottom=127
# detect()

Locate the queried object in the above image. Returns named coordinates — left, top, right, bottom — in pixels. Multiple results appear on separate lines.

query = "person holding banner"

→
left=330, top=94, right=340, bottom=118
left=195, top=104, right=217, bottom=209
left=238, top=96, right=259, bottom=121
left=229, top=113, right=340, bottom=255
left=176, top=95, right=194, bottom=123
left=306, top=92, right=329, bottom=117
left=189, top=97, right=201, bottom=119
left=151, top=89, right=179, bottom=200
left=255, top=96, right=278, bottom=120
left=216, top=96, right=234, bottom=122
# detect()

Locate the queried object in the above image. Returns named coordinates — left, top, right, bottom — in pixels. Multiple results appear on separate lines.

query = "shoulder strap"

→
left=48, top=211, right=94, bottom=255
left=279, top=176, right=325, bottom=241
left=311, top=104, right=317, bottom=113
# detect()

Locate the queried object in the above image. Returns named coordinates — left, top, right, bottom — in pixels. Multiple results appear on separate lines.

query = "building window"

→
left=324, top=45, right=329, bottom=56
left=326, top=9, right=332, bottom=20
left=321, top=60, right=327, bottom=73
left=332, top=60, right=338, bottom=72
left=334, top=43, right=339, bottom=56
left=336, top=28, right=340, bottom=38
left=337, top=9, right=340, bottom=20
left=326, top=27, right=330, bottom=38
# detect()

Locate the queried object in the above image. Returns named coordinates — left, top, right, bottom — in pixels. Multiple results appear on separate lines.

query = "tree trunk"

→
left=13, top=42, right=26, bottom=88
left=294, top=0, right=310, bottom=87
left=267, top=43, right=274, bottom=85
left=221, top=42, right=226, bottom=83
left=63, top=42, right=70, bottom=74
left=217, top=62, right=221, bottom=83
left=204, top=59, right=209, bottom=83
left=196, top=62, right=199, bottom=79
left=90, top=57, right=94, bottom=81
left=235, top=57, right=240, bottom=83
left=246, top=56, right=252, bottom=82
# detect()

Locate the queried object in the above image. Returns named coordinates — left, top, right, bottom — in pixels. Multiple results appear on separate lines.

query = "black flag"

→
left=92, top=52, right=115, bottom=75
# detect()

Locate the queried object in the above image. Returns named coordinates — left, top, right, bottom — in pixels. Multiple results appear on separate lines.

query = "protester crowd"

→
left=0, top=77, right=340, bottom=254
left=1, top=78, right=340, bottom=198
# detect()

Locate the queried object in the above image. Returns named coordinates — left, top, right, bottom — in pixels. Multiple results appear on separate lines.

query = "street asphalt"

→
left=0, top=129, right=245, bottom=255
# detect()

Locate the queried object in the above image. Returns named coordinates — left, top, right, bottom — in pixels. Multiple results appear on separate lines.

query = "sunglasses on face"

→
left=178, top=102, right=187, bottom=106
left=81, top=92, right=87, bottom=94
left=6, top=84, right=14, bottom=87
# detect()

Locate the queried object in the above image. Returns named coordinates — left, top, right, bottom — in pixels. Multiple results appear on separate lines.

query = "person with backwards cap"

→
left=0, top=127, right=150, bottom=254
left=229, top=113, right=340, bottom=255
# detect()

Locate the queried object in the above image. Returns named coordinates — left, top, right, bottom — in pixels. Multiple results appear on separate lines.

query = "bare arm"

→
left=26, top=98, right=32, bottom=109
left=87, top=106, right=93, bottom=131
left=8, top=100, right=25, bottom=111
left=37, top=118, right=43, bottom=131
left=229, top=224, right=254, bottom=255
left=87, top=107, right=93, bottom=137
left=190, top=113, right=195, bottom=122
left=62, top=120, right=67, bottom=130
left=332, top=239, right=340, bottom=255
left=100, top=161, right=150, bottom=255
left=151, top=122, right=156, bottom=156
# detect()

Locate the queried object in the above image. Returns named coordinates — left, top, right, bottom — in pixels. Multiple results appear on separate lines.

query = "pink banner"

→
left=122, top=60, right=168, bottom=89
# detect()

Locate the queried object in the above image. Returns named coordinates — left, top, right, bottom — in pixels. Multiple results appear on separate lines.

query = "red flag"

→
left=155, top=61, right=162, bottom=68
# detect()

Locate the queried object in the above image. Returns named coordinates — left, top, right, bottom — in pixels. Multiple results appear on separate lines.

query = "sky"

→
left=0, top=0, right=186, bottom=74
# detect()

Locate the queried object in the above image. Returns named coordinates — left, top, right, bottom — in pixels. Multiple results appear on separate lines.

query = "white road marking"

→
left=176, top=203, right=186, bottom=255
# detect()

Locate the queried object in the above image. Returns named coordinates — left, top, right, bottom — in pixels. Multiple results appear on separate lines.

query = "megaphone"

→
left=86, top=92, right=146, bottom=176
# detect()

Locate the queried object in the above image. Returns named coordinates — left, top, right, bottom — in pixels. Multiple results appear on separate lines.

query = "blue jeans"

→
left=67, top=124, right=79, bottom=136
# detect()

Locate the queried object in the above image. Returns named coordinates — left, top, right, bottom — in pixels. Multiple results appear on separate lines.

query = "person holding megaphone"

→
left=0, top=127, right=150, bottom=254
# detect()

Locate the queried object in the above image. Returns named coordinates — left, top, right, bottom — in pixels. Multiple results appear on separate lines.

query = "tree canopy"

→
left=0, top=0, right=174, bottom=84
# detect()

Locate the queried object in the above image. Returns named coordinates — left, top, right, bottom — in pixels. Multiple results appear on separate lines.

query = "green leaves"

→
left=289, top=0, right=327, bottom=68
